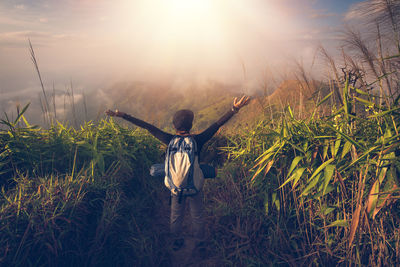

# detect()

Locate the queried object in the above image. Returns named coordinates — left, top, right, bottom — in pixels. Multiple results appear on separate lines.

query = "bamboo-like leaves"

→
left=309, top=158, right=334, bottom=181
left=14, top=103, right=31, bottom=125
left=301, top=172, right=322, bottom=196
left=323, top=165, right=335, bottom=195
left=333, top=138, right=341, bottom=158
left=326, top=124, right=364, bottom=150
left=251, top=141, right=282, bottom=182
left=287, top=156, right=304, bottom=177
left=280, top=167, right=306, bottom=189
left=366, top=150, right=398, bottom=219
left=326, top=219, right=348, bottom=228
left=341, top=141, right=352, bottom=159
left=368, top=106, right=400, bottom=118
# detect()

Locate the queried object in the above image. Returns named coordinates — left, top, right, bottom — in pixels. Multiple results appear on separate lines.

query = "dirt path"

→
left=170, top=237, right=197, bottom=267
left=156, top=190, right=217, bottom=267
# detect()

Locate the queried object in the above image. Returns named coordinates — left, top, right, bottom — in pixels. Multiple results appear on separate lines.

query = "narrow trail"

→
left=155, top=189, right=219, bottom=267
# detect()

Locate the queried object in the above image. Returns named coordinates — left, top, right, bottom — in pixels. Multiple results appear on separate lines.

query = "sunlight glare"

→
left=168, top=0, right=213, bottom=18
left=106, top=0, right=297, bottom=79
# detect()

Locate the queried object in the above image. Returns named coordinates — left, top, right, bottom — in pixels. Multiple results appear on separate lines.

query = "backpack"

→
left=164, top=136, right=204, bottom=198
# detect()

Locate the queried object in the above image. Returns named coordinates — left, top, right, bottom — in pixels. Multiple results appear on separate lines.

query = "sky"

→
left=0, top=0, right=363, bottom=118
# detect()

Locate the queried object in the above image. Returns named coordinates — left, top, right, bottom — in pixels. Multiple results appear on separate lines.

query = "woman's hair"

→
left=173, top=109, right=194, bottom=131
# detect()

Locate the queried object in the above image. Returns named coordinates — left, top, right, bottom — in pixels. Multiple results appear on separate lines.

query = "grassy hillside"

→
left=1, top=68, right=399, bottom=266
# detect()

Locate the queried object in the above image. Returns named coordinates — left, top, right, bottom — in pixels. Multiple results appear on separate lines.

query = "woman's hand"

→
left=105, top=109, right=126, bottom=117
left=233, top=95, right=251, bottom=111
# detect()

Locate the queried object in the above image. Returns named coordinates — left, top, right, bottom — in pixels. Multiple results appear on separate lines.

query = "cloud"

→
left=0, top=31, right=79, bottom=48
left=344, top=0, right=392, bottom=21
left=14, top=4, right=26, bottom=10
left=2, top=0, right=52, bottom=10
left=309, top=11, right=338, bottom=19
left=0, top=31, right=48, bottom=47
left=0, top=15, right=28, bottom=27
left=0, top=2, right=49, bottom=28
left=293, top=25, right=342, bottom=43
left=344, top=4, right=368, bottom=21
left=0, top=86, right=39, bottom=100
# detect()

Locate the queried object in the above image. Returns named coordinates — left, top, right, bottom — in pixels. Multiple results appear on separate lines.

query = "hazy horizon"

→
left=1, top=0, right=364, bottom=123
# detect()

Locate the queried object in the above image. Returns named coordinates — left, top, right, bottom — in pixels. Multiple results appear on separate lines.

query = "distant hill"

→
left=90, top=79, right=240, bottom=132
left=71, top=78, right=328, bottom=132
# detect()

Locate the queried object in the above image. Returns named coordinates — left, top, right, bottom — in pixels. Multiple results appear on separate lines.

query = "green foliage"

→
left=0, top=114, right=170, bottom=266
left=0, top=113, right=160, bottom=186
left=222, top=81, right=400, bottom=265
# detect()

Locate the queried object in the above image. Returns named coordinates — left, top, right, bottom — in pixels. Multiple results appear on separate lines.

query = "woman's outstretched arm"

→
left=105, top=109, right=173, bottom=145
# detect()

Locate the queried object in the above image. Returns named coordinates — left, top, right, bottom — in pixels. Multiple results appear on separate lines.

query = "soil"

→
left=156, top=189, right=220, bottom=267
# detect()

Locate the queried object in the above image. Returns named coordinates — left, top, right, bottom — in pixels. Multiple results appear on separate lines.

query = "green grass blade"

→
left=323, top=165, right=335, bottom=195
left=301, top=172, right=321, bottom=196
left=368, top=107, right=400, bottom=118
left=326, top=219, right=348, bottom=228
left=326, top=124, right=364, bottom=149
left=309, top=158, right=334, bottom=181
left=287, top=156, right=304, bottom=178
left=341, top=140, right=352, bottom=159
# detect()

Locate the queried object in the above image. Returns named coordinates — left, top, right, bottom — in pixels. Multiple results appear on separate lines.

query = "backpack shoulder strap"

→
left=182, top=135, right=197, bottom=153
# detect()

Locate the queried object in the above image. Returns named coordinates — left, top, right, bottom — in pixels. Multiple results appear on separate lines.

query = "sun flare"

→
left=168, top=0, right=214, bottom=17
left=103, top=0, right=296, bottom=78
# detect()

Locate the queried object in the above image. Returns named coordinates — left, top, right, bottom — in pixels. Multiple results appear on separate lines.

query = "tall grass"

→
left=0, top=109, right=172, bottom=266
left=216, top=71, right=400, bottom=265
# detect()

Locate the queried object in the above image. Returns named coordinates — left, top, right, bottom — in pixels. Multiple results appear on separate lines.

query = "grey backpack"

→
left=164, top=136, right=204, bottom=197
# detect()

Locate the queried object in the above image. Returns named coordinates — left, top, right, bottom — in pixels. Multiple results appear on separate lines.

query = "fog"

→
left=0, top=0, right=355, bottom=124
